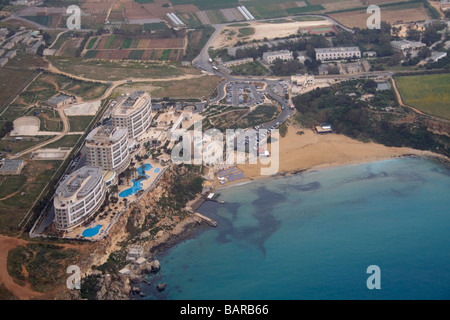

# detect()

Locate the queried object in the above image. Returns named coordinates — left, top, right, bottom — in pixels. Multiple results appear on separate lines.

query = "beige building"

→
left=391, top=40, right=426, bottom=52
left=54, top=166, right=106, bottom=231
left=85, top=125, right=130, bottom=174
left=222, top=57, right=254, bottom=68
left=315, top=47, right=361, bottom=61
left=112, top=91, right=152, bottom=140
left=262, top=50, right=293, bottom=64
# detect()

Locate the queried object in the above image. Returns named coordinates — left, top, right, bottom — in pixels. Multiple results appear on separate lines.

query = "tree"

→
left=417, top=47, right=432, bottom=60
left=407, top=29, right=421, bottom=41
left=36, top=44, right=45, bottom=57
left=110, top=184, right=119, bottom=197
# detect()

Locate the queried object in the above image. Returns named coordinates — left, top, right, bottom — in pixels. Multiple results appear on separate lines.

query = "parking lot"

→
left=226, top=81, right=265, bottom=107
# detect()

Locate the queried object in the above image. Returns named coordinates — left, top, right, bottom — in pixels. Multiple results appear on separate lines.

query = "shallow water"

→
left=142, top=157, right=450, bottom=300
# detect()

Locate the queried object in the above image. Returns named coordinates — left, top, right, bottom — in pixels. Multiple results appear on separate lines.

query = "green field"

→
left=48, top=56, right=200, bottom=81
left=84, top=50, right=98, bottom=58
left=160, top=49, right=172, bottom=61
left=122, top=38, right=132, bottom=49
left=128, top=50, right=145, bottom=60
left=45, top=134, right=82, bottom=148
left=68, top=116, right=95, bottom=132
left=238, top=27, right=255, bottom=37
left=86, top=37, right=97, bottom=49
left=22, top=15, right=52, bottom=27
left=396, top=74, right=450, bottom=120
left=230, top=61, right=269, bottom=76
left=143, top=22, right=168, bottom=31
left=170, top=0, right=238, bottom=10
left=104, top=35, right=117, bottom=49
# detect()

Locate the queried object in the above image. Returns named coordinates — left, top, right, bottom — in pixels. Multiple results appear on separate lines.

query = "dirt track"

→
left=0, top=235, right=42, bottom=299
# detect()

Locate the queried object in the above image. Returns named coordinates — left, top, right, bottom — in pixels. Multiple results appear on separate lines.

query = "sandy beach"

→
left=219, top=124, right=446, bottom=187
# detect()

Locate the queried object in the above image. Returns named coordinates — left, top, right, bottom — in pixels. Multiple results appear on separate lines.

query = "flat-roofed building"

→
left=112, top=91, right=152, bottom=140
left=54, top=166, right=106, bottom=231
left=0, top=159, right=25, bottom=175
left=85, top=125, right=130, bottom=174
left=391, top=40, right=426, bottom=51
left=47, top=94, right=75, bottom=108
left=315, top=47, right=361, bottom=61
left=222, top=57, right=254, bottom=68
left=262, top=50, right=293, bottom=64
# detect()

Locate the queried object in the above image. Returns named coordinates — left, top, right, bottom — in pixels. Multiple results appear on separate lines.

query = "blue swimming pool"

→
left=138, top=163, right=153, bottom=176
left=82, top=224, right=102, bottom=237
left=154, top=168, right=160, bottom=173
left=119, top=164, right=154, bottom=198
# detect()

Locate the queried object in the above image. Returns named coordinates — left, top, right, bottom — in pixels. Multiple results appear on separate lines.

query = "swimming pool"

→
left=82, top=224, right=102, bottom=237
left=138, top=163, right=153, bottom=176
left=119, top=164, right=160, bottom=198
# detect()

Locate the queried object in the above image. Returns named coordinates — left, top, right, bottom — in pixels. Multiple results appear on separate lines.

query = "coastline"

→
left=121, top=126, right=449, bottom=300
left=215, top=126, right=449, bottom=190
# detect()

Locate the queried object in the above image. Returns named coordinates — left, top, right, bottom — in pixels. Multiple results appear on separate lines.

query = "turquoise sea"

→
left=142, top=157, right=450, bottom=300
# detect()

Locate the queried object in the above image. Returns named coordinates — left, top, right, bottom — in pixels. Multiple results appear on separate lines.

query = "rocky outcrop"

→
left=136, top=260, right=160, bottom=275
left=96, top=275, right=131, bottom=300
left=156, top=283, right=167, bottom=292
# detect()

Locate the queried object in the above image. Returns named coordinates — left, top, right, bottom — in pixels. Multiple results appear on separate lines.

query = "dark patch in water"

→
left=343, top=171, right=389, bottom=184
left=390, top=188, right=406, bottom=198
left=431, top=167, right=450, bottom=177
left=199, top=187, right=284, bottom=256
left=283, top=181, right=321, bottom=192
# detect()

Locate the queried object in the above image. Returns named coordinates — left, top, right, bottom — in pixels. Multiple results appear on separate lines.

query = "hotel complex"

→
left=53, top=91, right=154, bottom=231
left=85, top=125, right=130, bottom=174
left=54, top=166, right=106, bottom=231
left=315, top=47, right=361, bottom=61
left=112, top=91, right=152, bottom=140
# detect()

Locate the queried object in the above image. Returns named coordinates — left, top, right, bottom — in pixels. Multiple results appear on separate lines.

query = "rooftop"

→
left=0, top=159, right=24, bottom=174
left=113, top=91, right=151, bottom=117
left=315, top=46, right=360, bottom=54
left=263, top=50, right=292, bottom=57
left=48, top=94, right=72, bottom=105
left=55, top=166, right=102, bottom=199
left=86, top=125, right=127, bottom=146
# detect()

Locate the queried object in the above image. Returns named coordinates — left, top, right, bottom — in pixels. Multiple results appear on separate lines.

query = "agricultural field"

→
left=45, top=134, right=82, bottom=148
left=170, top=0, right=239, bottom=10
left=68, top=116, right=95, bottom=132
left=83, top=34, right=186, bottom=61
left=0, top=69, right=37, bottom=113
left=112, top=75, right=221, bottom=99
left=327, top=0, right=429, bottom=28
left=243, top=0, right=325, bottom=19
left=0, top=160, right=62, bottom=235
left=17, top=73, right=110, bottom=106
left=48, top=56, right=201, bottom=81
left=396, top=74, right=450, bottom=121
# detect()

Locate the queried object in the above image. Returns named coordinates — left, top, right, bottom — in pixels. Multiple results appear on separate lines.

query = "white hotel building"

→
left=315, top=47, right=361, bottom=61
left=54, top=166, right=106, bottom=231
left=112, top=91, right=152, bottom=140
left=85, top=125, right=130, bottom=175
